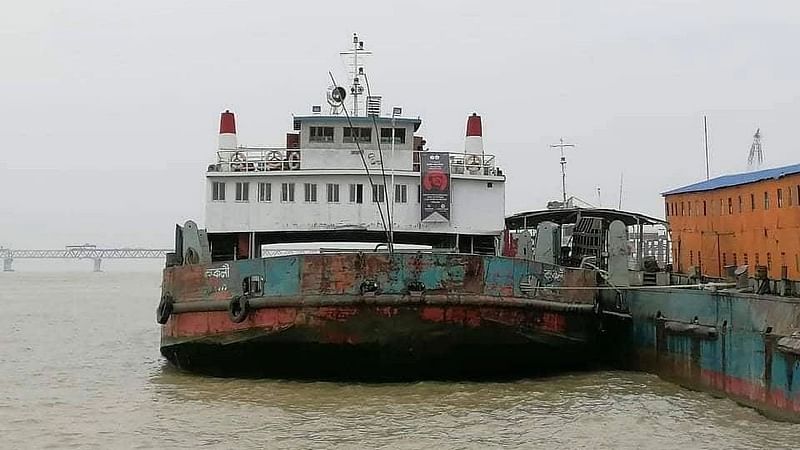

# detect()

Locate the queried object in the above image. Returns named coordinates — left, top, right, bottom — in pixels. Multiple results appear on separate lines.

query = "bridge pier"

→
left=92, top=258, right=102, bottom=273
left=3, top=258, right=12, bottom=272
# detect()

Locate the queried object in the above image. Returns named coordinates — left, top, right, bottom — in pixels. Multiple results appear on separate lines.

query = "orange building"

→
left=663, top=163, right=800, bottom=281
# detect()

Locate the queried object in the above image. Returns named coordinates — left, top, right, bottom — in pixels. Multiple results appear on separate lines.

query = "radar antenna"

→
left=747, top=128, right=763, bottom=171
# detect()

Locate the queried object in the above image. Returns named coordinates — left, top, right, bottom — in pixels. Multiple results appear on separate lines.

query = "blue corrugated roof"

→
left=662, top=163, right=800, bottom=196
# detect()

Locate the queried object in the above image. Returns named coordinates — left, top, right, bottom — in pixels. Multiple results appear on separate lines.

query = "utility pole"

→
left=550, top=138, right=575, bottom=206
left=703, top=116, right=710, bottom=180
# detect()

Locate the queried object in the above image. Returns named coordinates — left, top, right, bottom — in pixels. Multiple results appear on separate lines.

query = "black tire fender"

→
left=156, top=294, right=174, bottom=325
left=228, top=296, right=250, bottom=323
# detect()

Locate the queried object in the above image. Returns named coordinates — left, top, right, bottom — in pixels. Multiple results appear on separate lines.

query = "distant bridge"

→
left=1, top=245, right=171, bottom=272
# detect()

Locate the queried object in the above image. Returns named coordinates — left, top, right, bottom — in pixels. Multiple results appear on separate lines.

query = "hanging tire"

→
left=156, top=294, right=174, bottom=324
left=228, top=296, right=250, bottom=323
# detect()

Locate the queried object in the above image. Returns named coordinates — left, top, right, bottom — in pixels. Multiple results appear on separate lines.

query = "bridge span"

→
left=1, top=245, right=171, bottom=272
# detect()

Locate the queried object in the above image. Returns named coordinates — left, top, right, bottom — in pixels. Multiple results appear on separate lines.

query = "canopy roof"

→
left=506, top=208, right=665, bottom=229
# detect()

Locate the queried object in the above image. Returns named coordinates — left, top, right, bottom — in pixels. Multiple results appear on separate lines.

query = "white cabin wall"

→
left=204, top=173, right=504, bottom=235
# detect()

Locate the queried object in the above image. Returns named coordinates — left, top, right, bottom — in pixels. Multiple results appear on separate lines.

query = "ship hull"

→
left=159, top=253, right=604, bottom=379
left=161, top=301, right=602, bottom=379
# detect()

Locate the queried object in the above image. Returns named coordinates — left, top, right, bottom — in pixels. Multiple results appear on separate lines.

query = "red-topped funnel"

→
left=218, top=109, right=237, bottom=149
left=465, top=112, right=484, bottom=155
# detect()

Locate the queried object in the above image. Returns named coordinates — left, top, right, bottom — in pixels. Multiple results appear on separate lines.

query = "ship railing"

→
left=440, top=152, right=499, bottom=176
left=211, top=148, right=303, bottom=173
left=209, top=148, right=500, bottom=176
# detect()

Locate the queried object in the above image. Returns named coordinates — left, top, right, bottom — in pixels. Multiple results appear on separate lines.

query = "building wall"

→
left=664, top=173, right=800, bottom=280
left=204, top=172, right=505, bottom=236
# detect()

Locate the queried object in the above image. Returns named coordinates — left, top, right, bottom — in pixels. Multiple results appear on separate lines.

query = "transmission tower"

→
left=747, top=128, right=763, bottom=171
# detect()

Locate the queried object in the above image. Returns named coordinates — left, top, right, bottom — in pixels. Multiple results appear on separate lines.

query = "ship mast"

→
left=340, top=33, right=371, bottom=116
left=550, top=138, right=576, bottom=207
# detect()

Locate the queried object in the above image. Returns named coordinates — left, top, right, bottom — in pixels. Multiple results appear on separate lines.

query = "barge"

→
left=156, top=35, right=626, bottom=379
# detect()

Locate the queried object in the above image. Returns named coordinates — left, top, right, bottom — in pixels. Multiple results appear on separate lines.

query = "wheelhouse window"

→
left=372, top=184, right=386, bottom=203
left=258, top=183, right=271, bottom=202
left=235, top=182, right=249, bottom=202
left=343, top=127, right=372, bottom=143
left=304, top=183, right=317, bottom=202
left=309, top=126, right=334, bottom=143
left=212, top=182, right=226, bottom=201
left=281, top=183, right=295, bottom=202
left=326, top=183, right=339, bottom=203
left=395, top=184, right=407, bottom=203
left=380, top=128, right=406, bottom=144
left=349, top=183, right=363, bottom=203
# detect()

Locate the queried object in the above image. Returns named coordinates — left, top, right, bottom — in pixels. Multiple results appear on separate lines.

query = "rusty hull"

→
left=159, top=253, right=604, bottom=379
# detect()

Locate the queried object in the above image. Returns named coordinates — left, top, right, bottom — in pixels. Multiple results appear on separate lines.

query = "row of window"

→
left=685, top=250, right=800, bottom=273
left=666, top=185, right=800, bottom=217
left=309, top=126, right=406, bottom=144
left=212, top=181, right=415, bottom=204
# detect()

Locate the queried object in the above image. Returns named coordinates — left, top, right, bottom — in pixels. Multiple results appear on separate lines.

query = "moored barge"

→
left=157, top=35, right=623, bottom=378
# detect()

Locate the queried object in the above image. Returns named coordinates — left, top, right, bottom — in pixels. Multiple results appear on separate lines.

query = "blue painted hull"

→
left=626, top=288, right=800, bottom=421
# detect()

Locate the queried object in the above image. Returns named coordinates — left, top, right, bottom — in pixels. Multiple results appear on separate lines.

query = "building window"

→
left=395, top=184, right=407, bottom=203
left=789, top=186, right=794, bottom=206
left=258, top=182, right=271, bottom=202
left=690, top=250, right=694, bottom=266
left=738, top=196, right=743, bottom=213
left=719, top=199, right=723, bottom=215
left=326, top=183, right=339, bottom=203
left=349, top=183, right=363, bottom=203
left=681, top=202, right=685, bottom=216
left=764, top=192, right=770, bottom=209
left=343, top=127, right=372, bottom=143
left=212, top=181, right=226, bottom=201
left=380, top=128, right=406, bottom=144
left=722, top=253, right=727, bottom=267
left=281, top=183, right=295, bottom=202
left=743, top=253, right=749, bottom=266
left=372, top=184, right=386, bottom=203
left=733, top=253, right=737, bottom=266
left=767, top=252, right=772, bottom=271
left=665, top=201, right=669, bottom=217
left=727, top=198, right=732, bottom=214
left=755, top=253, right=760, bottom=266
left=304, top=183, right=317, bottom=202
left=797, top=185, right=800, bottom=206
left=703, top=200, right=707, bottom=216
left=751, top=193, right=756, bottom=211
left=309, top=126, right=334, bottom=142
left=777, top=188, right=784, bottom=208
left=235, top=182, right=249, bottom=202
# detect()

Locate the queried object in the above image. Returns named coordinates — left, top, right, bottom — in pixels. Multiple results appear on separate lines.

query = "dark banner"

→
left=420, top=152, right=451, bottom=222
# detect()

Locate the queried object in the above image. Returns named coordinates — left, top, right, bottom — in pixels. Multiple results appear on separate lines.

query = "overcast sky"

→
left=1, top=0, right=798, bottom=248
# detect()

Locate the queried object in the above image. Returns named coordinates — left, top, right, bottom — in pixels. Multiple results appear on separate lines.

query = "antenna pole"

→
left=618, top=173, right=623, bottom=210
left=550, top=138, right=575, bottom=206
left=704, top=115, right=710, bottom=180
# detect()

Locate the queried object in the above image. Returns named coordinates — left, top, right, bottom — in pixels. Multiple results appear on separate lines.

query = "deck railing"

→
left=209, top=148, right=501, bottom=176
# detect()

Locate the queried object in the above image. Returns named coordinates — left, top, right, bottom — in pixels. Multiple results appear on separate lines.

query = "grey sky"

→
left=1, top=0, right=798, bottom=248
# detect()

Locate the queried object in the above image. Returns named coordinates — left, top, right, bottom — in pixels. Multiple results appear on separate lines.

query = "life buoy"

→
left=266, top=151, right=283, bottom=170
left=230, top=152, right=246, bottom=171
left=156, top=294, right=174, bottom=324
left=465, top=155, right=482, bottom=174
left=287, top=151, right=301, bottom=170
left=228, top=296, right=250, bottom=323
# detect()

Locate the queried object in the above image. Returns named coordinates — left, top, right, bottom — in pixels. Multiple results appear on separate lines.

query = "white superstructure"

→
left=201, top=35, right=506, bottom=258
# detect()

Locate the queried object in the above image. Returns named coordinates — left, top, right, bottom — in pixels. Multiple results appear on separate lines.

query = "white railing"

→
left=211, top=148, right=302, bottom=173
left=210, top=148, right=500, bottom=176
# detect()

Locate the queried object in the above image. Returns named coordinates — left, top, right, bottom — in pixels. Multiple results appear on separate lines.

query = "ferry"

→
left=156, top=35, right=639, bottom=378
